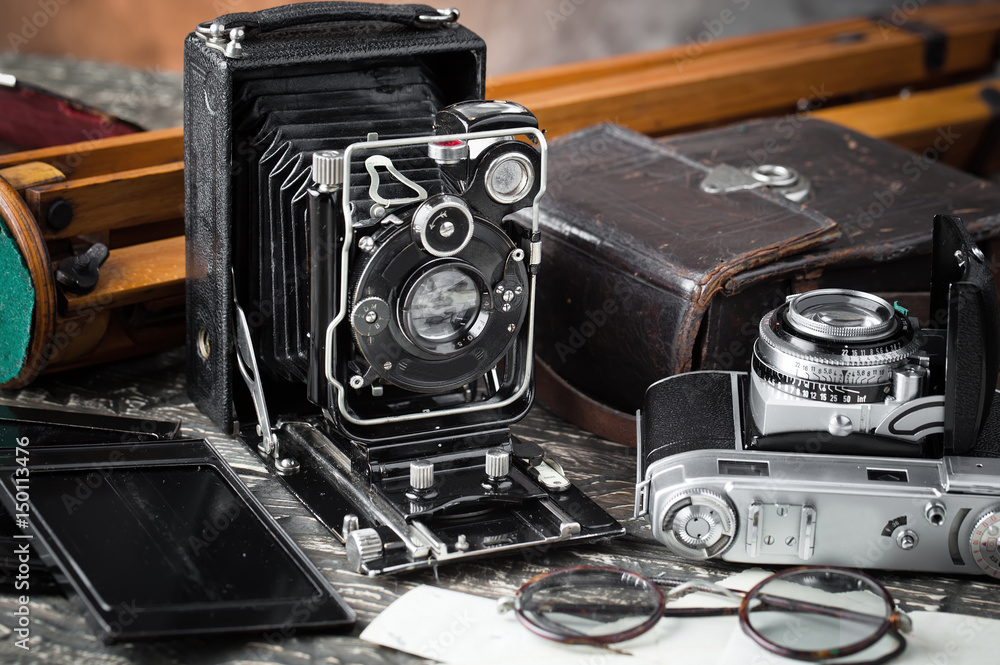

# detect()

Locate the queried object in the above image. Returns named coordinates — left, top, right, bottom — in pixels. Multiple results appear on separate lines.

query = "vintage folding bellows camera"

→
left=184, top=2, right=621, bottom=575
left=636, top=214, right=1000, bottom=578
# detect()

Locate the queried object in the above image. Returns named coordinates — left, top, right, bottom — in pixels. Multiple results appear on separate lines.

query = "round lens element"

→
left=515, top=567, right=663, bottom=644
left=742, top=568, right=893, bottom=657
left=785, top=289, right=897, bottom=342
left=401, top=264, right=483, bottom=353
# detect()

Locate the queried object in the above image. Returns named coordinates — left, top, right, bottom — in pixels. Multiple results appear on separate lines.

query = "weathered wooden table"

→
left=0, top=349, right=998, bottom=665
left=0, top=350, right=1000, bottom=665
left=0, top=53, right=997, bottom=665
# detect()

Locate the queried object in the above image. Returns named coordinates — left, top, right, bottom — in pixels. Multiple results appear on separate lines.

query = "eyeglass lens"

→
left=744, top=569, right=893, bottom=653
left=518, top=568, right=661, bottom=640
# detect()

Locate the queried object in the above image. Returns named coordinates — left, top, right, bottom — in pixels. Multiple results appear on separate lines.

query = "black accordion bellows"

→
left=233, top=63, right=448, bottom=382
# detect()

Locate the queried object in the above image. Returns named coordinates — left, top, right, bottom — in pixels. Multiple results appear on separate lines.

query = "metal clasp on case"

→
left=700, top=163, right=812, bottom=202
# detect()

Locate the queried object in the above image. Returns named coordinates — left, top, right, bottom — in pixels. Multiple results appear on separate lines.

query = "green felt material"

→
left=0, top=215, right=34, bottom=384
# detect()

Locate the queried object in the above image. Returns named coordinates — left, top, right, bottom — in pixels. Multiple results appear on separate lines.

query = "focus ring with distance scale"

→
left=755, top=302, right=922, bottom=387
left=752, top=355, right=893, bottom=404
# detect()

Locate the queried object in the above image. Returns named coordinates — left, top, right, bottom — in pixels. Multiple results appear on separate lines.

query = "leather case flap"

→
left=662, top=118, right=1000, bottom=296
left=538, top=123, right=840, bottom=308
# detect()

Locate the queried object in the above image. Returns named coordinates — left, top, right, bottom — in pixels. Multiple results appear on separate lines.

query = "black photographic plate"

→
left=0, top=437, right=356, bottom=641
left=0, top=407, right=182, bottom=591
left=0, top=404, right=181, bottom=443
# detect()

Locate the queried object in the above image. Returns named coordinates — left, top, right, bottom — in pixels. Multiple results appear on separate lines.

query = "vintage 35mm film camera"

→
left=184, top=3, right=621, bottom=576
left=636, top=215, right=1000, bottom=577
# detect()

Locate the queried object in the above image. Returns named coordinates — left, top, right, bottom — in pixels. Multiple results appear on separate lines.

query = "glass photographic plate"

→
left=0, top=437, right=356, bottom=641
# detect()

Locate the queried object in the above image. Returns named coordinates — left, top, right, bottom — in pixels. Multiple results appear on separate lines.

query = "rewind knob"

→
left=660, top=488, right=737, bottom=560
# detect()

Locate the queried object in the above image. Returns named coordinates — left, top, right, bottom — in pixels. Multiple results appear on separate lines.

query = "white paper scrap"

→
left=362, top=578, right=1000, bottom=665
left=362, top=584, right=734, bottom=665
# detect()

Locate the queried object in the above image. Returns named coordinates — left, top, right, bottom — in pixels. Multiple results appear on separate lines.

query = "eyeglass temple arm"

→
left=748, top=593, right=909, bottom=633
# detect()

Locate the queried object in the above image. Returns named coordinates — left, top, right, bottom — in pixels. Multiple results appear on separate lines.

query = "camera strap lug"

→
left=635, top=479, right=650, bottom=518
left=233, top=295, right=280, bottom=458
left=417, top=7, right=460, bottom=26
left=194, top=21, right=247, bottom=59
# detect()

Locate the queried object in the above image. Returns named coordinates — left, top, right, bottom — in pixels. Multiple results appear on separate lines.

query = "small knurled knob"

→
left=428, top=139, right=469, bottom=164
left=345, top=528, right=383, bottom=573
left=312, top=150, right=345, bottom=188
left=485, top=448, right=511, bottom=480
left=410, top=460, right=435, bottom=491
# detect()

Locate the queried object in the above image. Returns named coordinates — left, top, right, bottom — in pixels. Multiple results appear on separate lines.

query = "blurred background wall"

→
left=0, top=0, right=983, bottom=77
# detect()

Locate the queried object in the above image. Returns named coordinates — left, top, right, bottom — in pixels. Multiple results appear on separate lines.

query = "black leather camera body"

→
left=635, top=215, right=1000, bottom=577
left=184, top=3, right=621, bottom=575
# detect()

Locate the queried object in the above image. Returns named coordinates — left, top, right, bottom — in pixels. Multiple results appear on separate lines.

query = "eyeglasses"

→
left=498, top=566, right=912, bottom=664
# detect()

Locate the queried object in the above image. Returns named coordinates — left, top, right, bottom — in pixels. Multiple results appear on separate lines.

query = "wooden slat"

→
left=0, top=161, right=65, bottom=191
left=486, top=3, right=1000, bottom=138
left=25, top=161, right=184, bottom=239
left=815, top=78, right=1000, bottom=172
left=45, top=316, right=185, bottom=374
left=0, top=126, right=183, bottom=179
left=60, top=235, right=185, bottom=315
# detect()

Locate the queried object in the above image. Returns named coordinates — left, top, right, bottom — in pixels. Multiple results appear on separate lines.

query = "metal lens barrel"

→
left=752, top=289, right=923, bottom=406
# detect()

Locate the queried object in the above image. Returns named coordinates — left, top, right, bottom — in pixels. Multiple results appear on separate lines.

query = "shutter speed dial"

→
left=660, top=488, right=737, bottom=560
left=969, top=508, right=1000, bottom=578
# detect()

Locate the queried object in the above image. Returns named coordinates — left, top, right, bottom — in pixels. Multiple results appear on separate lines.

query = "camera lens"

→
left=753, top=289, right=922, bottom=405
left=401, top=263, right=484, bottom=353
